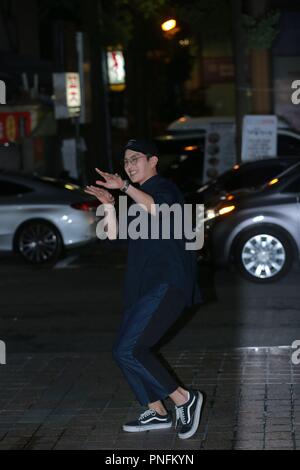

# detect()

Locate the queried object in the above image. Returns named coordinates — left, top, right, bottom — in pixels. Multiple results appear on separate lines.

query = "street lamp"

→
left=161, top=18, right=177, bottom=32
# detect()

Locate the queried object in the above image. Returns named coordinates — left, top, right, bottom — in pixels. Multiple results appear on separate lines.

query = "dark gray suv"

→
left=205, top=162, right=300, bottom=282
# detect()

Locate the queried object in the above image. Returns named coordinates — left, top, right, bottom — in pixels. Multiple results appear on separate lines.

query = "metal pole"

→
left=74, top=114, right=87, bottom=186
left=100, top=47, right=113, bottom=173
left=231, top=0, right=248, bottom=164
left=19, top=116, right=25, bottom=171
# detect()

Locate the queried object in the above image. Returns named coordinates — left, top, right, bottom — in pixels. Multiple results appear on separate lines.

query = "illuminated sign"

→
left=53, top=73, right=81, bottom=119
left=0, top=112, right=31, bottom=143
left=66, top=73, right=81, bottom=109
left=107, top=51, right=126, bottom=91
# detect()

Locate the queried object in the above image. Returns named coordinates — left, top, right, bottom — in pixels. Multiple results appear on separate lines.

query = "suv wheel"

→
left=15, top=221, right=63, bottom=265
left=234, top=227, right=293, bottom=283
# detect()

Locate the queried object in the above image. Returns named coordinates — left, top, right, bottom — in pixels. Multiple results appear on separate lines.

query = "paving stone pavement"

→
left=0, top=347, right=300, bottom=450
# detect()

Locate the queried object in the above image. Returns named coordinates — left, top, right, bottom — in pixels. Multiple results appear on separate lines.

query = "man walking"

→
left=85, top=139, right=204, bottom=440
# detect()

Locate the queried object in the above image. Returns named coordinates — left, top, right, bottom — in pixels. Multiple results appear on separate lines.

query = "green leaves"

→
left=243, top=10, right=281, bottom=49
left=101, top=0, right=168, bottom=46
left=175, top=0, right=232, bottom=40
left=127, top=0, right=167, bottom=19
left=38, top=0, right=281, bottom=50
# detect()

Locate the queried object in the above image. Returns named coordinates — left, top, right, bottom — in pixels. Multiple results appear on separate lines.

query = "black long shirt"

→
left=123, top=174, right=202, bottom=309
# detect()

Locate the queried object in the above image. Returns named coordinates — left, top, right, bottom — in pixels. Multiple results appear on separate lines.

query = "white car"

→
left=156, top=116, right=300, bottom=193
left=0, top=171, right=99, bottom=264
left=167, top=116, right=300, bottom=156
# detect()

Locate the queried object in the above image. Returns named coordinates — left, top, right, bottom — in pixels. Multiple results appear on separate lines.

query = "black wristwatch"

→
left=120, top=180, right=130, bottom=193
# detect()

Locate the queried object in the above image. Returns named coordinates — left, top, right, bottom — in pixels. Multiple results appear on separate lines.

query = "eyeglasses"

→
left=123, top=155, right=147, bottom=168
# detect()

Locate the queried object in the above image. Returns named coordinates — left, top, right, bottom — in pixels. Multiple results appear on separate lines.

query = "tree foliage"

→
left=173, top=0, right=232, bottom=41
left=38, top=0, right=167, bottom=46
left=100, top=0, right=167, bottom=47
left=243, top=10, right=280, bottom=49
left=38, top=0, right=280, bottom=50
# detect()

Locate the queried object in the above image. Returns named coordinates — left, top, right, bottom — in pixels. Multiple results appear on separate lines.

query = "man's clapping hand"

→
left=84, top=185, right=115, bottom=205
left=95, top=168, right=124, bottom=190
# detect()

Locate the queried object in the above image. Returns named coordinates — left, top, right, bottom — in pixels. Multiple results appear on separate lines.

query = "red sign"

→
left=203, top=58, right=235, bottom=83
left=203, top=57, right=251, bottom=84
left=0, top=112, right=31, bottom=144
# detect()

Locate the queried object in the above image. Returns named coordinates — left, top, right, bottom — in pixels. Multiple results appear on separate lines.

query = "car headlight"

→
left=219, top=205, right=236, bottom=216
left=205, top=205, right=236, bottom=221
left=206, top=209, right=217, bottom=220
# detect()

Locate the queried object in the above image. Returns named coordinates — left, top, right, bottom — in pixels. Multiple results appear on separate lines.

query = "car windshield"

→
left=260, top=161, right=300, bottom=191
left=37, top=177, right=82, bottom=191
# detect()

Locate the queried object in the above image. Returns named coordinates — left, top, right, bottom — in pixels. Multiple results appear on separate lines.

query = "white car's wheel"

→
left=234, top=227, right=293, bottom=283
left=15, top=221, right=63, bottom=265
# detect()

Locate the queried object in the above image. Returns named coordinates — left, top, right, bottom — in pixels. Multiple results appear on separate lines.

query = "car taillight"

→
left=71, top=201, right=99, bottom=212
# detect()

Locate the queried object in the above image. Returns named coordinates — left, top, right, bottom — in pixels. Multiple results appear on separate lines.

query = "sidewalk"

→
left=0, top=347, right=299, bottom=450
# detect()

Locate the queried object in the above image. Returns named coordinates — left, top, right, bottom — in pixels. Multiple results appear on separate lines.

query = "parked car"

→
left=0, top=171, right=99, bottom=265
left=204, top=162, right=300, bottom=283
left=157, top=116, right=300, bottom=193
left=186, top=157, right=299, bottom=207
left=162, top=149, right=205, bottom=194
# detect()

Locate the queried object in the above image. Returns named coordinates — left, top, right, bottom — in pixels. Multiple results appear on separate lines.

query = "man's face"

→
left=124, top=150, right=158, bottom=185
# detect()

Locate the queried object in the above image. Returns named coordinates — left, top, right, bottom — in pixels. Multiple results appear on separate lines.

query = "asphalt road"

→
left=1, top=241, right=300, bottom=354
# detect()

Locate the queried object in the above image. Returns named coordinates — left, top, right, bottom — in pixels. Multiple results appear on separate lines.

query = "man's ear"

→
left=150, top=156, right=159, bottom=169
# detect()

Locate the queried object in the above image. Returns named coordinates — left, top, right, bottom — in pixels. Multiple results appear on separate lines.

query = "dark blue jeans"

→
left=113, top=283, right=187, bottom=406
